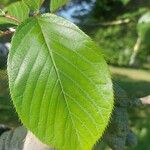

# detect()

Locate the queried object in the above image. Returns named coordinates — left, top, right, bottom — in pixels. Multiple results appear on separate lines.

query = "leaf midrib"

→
left=37, top=18, right=83, bottom=149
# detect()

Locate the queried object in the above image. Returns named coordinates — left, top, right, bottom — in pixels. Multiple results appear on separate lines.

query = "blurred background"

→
left=0, top=0, right=150, bottom=149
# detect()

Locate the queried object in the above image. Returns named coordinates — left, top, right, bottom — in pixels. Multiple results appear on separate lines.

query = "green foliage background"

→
left=1, top=0, right=149, bottom=67
left=79, top=0, right=150, bottom=67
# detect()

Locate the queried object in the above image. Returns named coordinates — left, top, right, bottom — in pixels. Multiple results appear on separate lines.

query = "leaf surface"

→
left=23, top=0, right=44, bottom=11
left=8, top=14, right=114, bottom=150
left=0, top=17, right=18, bottom=26
left=50, top=0, right=69, bottom=12
left=4, top=1, right=30, bottom=22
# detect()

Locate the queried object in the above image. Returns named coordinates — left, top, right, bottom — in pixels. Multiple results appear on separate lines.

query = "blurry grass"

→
left=0, top=66, right=150, bottom=149
left=110, top=66, right=150, bottom=97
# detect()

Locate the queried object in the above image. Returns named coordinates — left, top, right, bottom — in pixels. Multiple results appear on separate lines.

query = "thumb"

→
left=23, top=131, right=54, bottom=150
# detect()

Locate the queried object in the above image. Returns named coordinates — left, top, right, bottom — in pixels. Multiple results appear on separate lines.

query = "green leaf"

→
left=0, top=8, right=18, bottom=26
left=4, top=1, right=30, bottom=22
left=50, top=0, right=69, bottom=12
left=8, top=14, right=114, bottom=150
left=23, top=0, right=44, bottom=11
left=0, top=1, right=29, bottom=26
left=0, top=17, right=18, bottom=26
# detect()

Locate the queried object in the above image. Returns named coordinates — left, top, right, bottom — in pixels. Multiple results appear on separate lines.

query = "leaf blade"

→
left=50, top=0, right=69, bottom=12
left=8, top=14, right=114, bottom=150
left=4, top=1, right=30, bottom=22
left=0, top=17, right=18, bottom=26
left=23, top=0, right=44, bottom=11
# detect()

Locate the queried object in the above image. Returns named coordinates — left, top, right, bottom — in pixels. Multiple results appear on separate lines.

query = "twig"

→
left=4, top=14, right=21, bottom=24
left=129, top=36, right=141, bottom=66
left=100, top=19, right=130, bottom=26
left=80, top=19, right=131, bottom=27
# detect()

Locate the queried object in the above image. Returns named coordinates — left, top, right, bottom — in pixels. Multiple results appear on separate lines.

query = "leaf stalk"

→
left=4, top=14, right=21, bottom=24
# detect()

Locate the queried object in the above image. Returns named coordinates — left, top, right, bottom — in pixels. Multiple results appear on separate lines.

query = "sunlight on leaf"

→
left=8, top=14, right=114, bottom=150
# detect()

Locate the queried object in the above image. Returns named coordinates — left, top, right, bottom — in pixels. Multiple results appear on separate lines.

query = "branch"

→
left=99, top=19, right=130, bottom=26
left=129, top=36, right=141, bottom=66
left=80, top=19, right=131, bottom=27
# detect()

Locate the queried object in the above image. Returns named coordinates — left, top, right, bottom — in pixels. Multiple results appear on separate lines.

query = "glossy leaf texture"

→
left=3, top=1, right=30, bottom=22
left=8, top=14, right=114, bottom=150
left=50, top=0, right=69, bottom=12
left=23, top=0, right=44, bottom=11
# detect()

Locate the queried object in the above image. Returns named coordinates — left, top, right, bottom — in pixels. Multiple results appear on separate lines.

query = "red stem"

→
left=4, top=14, right=21, bottom=24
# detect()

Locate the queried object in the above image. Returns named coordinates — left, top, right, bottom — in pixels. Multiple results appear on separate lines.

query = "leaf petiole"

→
left=4, top=14, right=21, bottom=24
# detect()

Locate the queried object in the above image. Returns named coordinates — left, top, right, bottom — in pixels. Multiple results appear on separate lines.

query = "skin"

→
left=23, top=132, right=53, bottom=150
